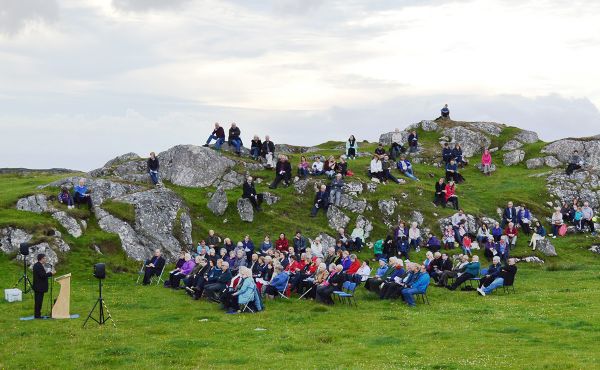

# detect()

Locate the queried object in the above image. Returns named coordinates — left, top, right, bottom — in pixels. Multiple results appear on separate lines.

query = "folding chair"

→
left=135, top=261, right=146, bottom=285
left=502, top=283, right=516, bottom=294
left=416, top=286, right=430, bottom=305
left=151, top=265, right=166, bottom=286
left=277, top=275, right=290, bottom=299
left=334, top=281, right=357, bottom=306
left=467, top=268, right=487, bottom=288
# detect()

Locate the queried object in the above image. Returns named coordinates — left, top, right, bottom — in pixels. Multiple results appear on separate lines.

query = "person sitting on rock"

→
left=337, top=228, right=352, bottom=251
left=227, top=122, right=242, bottom=156
left=242, top=176, right=263, bottom=212
left=565, top=150, right=584, bottom=176
left=440, top=104, right=450, bottom=119
left=275, top=233, right=289, bottom=253
left=491, top=222, right=503, bottom=242
left=443, top=225, right=456, bottom=250
left=447, top=255, right=479, bottom=291
left=369, top=155, right=384, bottom=182
left=329, top=173, right=344, bottom=207
left=323, top=156, right=337, bottom=178
left=397, top=155, right=419, bottom=181
left=502, top=201, right=517, bottom=228
left=204, top=122, right=225, bottom=149
left=73, top=178, right=93, bottom=209
left=407, top=130, right=419, bottom=153
left=503, top=222, right=518, bottom=249
left=445, top=159, right=462, bottom=183
left=461, top=234, right=473, bottom=256
left=310, top=184, right=329, bottom=217
left=433, top=178, right=446, bottom=207
left=250, top=135, right=262, bottom=161
left=442, top=143, right=453, bottom=165
left=394, top=221, right=410, bottom=260
left=260, top=235, right=273, bottom=255
left=551, top=207, right=564, bottom=238
left=581, top=201, right=596, bottom=235
left=389, top=142, right=405, bottom=161
left=142, top=249, right=166, bottom=285
left=337, top=156, right=349, bottom=176
left=298, top=156, right=310, bottom=178
left=445, top=180, right=459, bottom=210
left=529, top=221, right=546, bottom=251
left=58, top=185, right=74, bottom=209
left=452, top=144, right=468, bottom=167
left=346, top=135, right=358, bottom=160
left=381, top=155, right=400, bottom=184
left=261, top=135, right=276, bottom=168
left=481, top=148, right=492, bottom=176
left=147, top=151, right=160, bottom=186
left=374, top=143, right=386, bottom=159
left=311, top=157, right=324, bottom=176
left=477, top=223, right=492, bottom=245
left=517, top=205, right=532, bottom=235
left=350, top=226, right=365, bottom=252
left=478, top=258, right=517, bottom=296
left=269, top=155, right=292, bottom=189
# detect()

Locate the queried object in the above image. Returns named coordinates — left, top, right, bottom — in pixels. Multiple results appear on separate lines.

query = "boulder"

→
left=42, top=177, right=145, bottom=206
left=502, top=140, right=523, bottom=151
left=542, top=138, right=600, bottom=170
left=356, top=216, right=374, bottom=239
left=237, top=198, right=254, bottom=222
left=536, top=239, right=557, bottom=256
left=343, top=182, right=364, bottom=195
left=179, top=212, right=193, bottom=246
left=419, top=120, right=439, bottom=131
left=378, top=199, right=397, bottom=216
left=52, top=211, right=83, bottom=238
left=546, top=171, right=600, bottom=209
left=294, top=179, right=310, bottom=194
left=526, top=158, right=545, bottom=169
left=367, top=183, right=378, bottom=193
left=262, top=192, right=280, bottom=206
left=316, top=233, right=337, bottom=250
left=517, top=256, right=545, bottom=264
left=379, top=129, right=409, bottom=146
left=441, top=126, right=491, bottom=157
left=338, top=194, right=367, bottom=214
left=16, top=194, right=52, bottom=213
left=158, top=145, right=235, bottom=187
left=475, top=163, right=497, bottom=173
left=411, top=211, right=424, bottom=226
left=590, top=245, right=600, bottom=255
left=465, top=122, right=504, bottom=136
left=103, top=152, right=140, bottom=168
left=17, top=242, right=59, bottom=269
left=503, top=150, right=525, bottom=166
left=207, top=188, right=228, bottom=216
left=438, top=214, right=478, bottom=235
left=96, top=207, right=149, bottom=261
left=327, top=206, right=350, bottom=230
left=0, top=227, right=33, bottom=254
left=514, top=130, right=539, bottom=144
left=544, top=156, right=562, bottom=168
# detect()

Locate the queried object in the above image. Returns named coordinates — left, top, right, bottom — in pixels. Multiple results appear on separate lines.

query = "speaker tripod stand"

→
left=14, top=256, right=33, bottom=294
left=83, top=279, right=115, bottom=328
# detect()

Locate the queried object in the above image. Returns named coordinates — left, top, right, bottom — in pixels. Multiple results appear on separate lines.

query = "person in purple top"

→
left=167, top=252, right=196, bottom=289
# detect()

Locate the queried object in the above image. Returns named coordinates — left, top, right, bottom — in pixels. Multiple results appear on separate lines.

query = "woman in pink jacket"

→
left=481, top=149, right=492, bottom=176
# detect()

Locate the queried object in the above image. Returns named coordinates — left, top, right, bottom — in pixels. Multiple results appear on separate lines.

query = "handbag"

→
left=558, top=224, right=568, bottom=236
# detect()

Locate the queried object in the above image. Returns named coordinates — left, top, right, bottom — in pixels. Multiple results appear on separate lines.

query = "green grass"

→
left=1, top=136, right=600, bottom=369
left=101, top=200, right=136, bottom=225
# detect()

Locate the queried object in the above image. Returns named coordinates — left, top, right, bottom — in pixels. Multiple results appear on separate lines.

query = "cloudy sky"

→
left=1, top=0, right=599, bottom=170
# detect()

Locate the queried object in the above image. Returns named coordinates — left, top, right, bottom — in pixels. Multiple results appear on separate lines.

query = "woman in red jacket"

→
left=445, top=181, right=459, bottom=210
left=275, top=233, right=289, bottom=253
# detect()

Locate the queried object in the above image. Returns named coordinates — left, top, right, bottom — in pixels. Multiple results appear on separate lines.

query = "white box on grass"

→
left=4, top=288, right=22, bottom=302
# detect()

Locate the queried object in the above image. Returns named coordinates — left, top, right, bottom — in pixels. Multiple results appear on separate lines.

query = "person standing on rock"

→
left=261, top=135, right=276, bottom=168
left=565, top=150, right=584, bottom=176
left=228, top=122, right=242, bottom=156
left=346, top=135, right=358, bottom=160
left=242, top=176, right=263, bottom=212
left=147, top=152, right=160, bottom=186
left=269, top=155, right=292, bottom=189
left=204, top=122, right=225, bottom=150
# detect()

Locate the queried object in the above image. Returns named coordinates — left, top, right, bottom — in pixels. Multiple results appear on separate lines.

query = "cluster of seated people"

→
left=368, top=148, right=419, bottom=184
left=57, top=178, right=94, bottom=209
left=555, top=199, right=597, bottom=236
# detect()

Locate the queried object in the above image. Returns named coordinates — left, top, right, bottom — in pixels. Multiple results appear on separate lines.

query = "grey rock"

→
left=16, top=194, right=52, bottom=213
left=52, top=211, right=83, bottom=238
left=263, top=192, right=280, bottom=206
left=518, top=256, right=545, bottom=264
left=411, top=211, right=424, bottom=226
left=237, top=198, right=254, bottom=222
left=503, top=149, right=525, bottom=166
left=103, top=152, right=140, bottom=168
left=207, top=188, right=228, bottom=216
left=317, top=233, right=337, bottom=250
left=536, top=239, right=557, bottom=256
left=158, top=145, right=235, bottom=187
left=0, top=227, right=33, bottom=254
left=222, top=171, right=245, bottom=187
left=367, top=183, right=378, bottom=193
left=502, top=140, right=523, bottom=151
left=438, top=214, right=478, bottom=235
left=379, top=129, right=409, bottom=146
left=294, top=179, right=310, bottom=194
left=96, top=207, right=148, bottom=261
left=327, top=206, right=350, bottom=230
left=378, top=199, right=397, bottom=216
left=544, top=156, right=562, bottom=168
left=590, top=245, right=600, bottom=255
left=338, top=194, right=367, bottom=214
left=356, top=216, right=373, bottom=239
left=441, top=126, right=491, bottom=157
left=526, top=158, right=545, bottom=169
left=475, top=163, right=497, bottom=173
left=465, top=122, right=504, bottom=136
left=343, top=182, right=364, bottom=194
left=179, top=212, right=193, bottom=246
left=17, top=242, right=58, bottom=270
left=514, top=130, right=539, bottom=144
left=546, top=171, right=600, bottom=209
left=42, top=177, right=145, bottom=206
left=542, top=138, right=600, bottom=170
left=419, top=120, right=439, bottom=131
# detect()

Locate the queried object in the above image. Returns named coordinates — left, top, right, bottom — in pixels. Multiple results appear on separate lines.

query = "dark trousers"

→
left=316, top=285, right=336, bottom=304
left=143, top=266, right=159, bottom=285
left=311, top=205, right=328, bottom=217
left=449, top=273, right=475, bottom=290
left=447, top=196, right=459, bottom=210
left=566, top=164, right=581, bottom=175
left=74, top=193, right=93, bottom=209
left=244, top=194, right=263, bottom=210
left=434, top=193, right=446, bottom=207
left=34, top=291, right=44, bottom=318
left=270, top=173, right=291, bottom=188
left=169, top=272, right=185, bottom=288
left=582, top=219, right=596, bottom=232
left=204, top=283, right=226, bottom=300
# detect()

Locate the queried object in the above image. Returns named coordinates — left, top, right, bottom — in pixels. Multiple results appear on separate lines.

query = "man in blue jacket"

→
left=402, top=264, right=431, bottom=307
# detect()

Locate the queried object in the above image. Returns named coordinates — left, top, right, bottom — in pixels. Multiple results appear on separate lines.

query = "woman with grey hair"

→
left=315, top=265, right=345, bottom=305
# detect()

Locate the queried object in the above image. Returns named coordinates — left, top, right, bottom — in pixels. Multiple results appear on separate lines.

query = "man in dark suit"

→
left=143, top=249, right=166, bottom=285
left=32, top=254, right=55, bottom=319
left=242, top=176, right=263, bottom=212
left=502, top=201, right=517, bottom=227
left=310, top=185, right=329, bottom=217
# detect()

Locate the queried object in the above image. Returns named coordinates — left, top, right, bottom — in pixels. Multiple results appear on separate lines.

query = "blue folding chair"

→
left=334, top=281, right=357, bottom=306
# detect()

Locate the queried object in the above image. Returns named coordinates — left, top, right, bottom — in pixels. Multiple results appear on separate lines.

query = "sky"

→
left=1, top=0, right=600, bottom=171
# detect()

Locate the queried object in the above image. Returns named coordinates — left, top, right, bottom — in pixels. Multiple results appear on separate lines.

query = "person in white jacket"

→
left=370, top=155, right=383, bottom=182
left=311, top=237, right=324, bottom=259
left=408, top=222, right=422, bottom=252
left=311, top=157, right=324, bottom=176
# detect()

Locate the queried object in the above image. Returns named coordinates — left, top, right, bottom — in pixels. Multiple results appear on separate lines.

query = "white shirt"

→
left=408, top=227, right=421, bottom=240
left=356, top=265, right=372, bottom=281
left=370, top=159, right=382, bottom=172
left=312, top=161, right=324, bottom=172
left=311, top=242, right=324, bottom=258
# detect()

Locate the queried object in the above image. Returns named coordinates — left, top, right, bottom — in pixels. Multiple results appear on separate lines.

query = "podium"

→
left=52, top=274, right=72, bottom=319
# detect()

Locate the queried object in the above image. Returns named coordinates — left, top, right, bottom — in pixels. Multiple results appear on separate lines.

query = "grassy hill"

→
left=1, top=124, right=599, bottom=369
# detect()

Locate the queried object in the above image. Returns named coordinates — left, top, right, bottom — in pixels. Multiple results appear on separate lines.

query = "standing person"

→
left=346, top=135, right=358, bottom=160
left=261, top=135, right=276, bottom=168
left=147, top=152, right=160, bottom=186
left=250, top=135, right=262, bottom=161
left=269, top=155, right=292, bottom=189
left=440, top=104, right=450, bottom=119
left=204, top=122, right=226, bottom=149
left=73, top=178, right=93, bottom=209
left=228, top=122, right=242, bottom=156
left=566, top=150, right=583, bottom=176
left=32, top=254, right=55, bottom=319
left=481, top=149, right=492, bottom=176
left=242, top=176, right=263, bottom=212
left=407, top=130, right=418, bottom=153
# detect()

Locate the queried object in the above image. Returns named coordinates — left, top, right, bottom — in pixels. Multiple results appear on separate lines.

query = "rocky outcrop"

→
left=542, top=138, right=600, bottom=170
left=526, top=158, right=545, bottom=169
left=294, top=179, right=310, bottom=194
left=438, top=214, right=480, bottom=235
left=465, top=122, right=504, bottom=136
left=411, top=211, right=424, bottom=226
left=159, top=145, right=236, bottom=187
left=327, top=206, right=350, bottom=230
left=262, top=192, right=280, bottom=206
left=343, top=182, right=364, bottom=195
left=379, top=129, right=409, bottom=146
left=502, top=140, right=523, bottom=151
left=590, top=245, right=600, bottom=255
left=475, top=163, right=497, bottom=173
left=237, top=198, right=254, bottom=222
left=544, top=156, right=562, bottom=168
left=52, top=211, right=83, bottom=238
left=546, top=171, right=600, bottom=208
left=514, top=130, right=539, bottom=144
left=503, top=150, right=525, bottom=166
left=207, top=188, right=228, bottom=216
left=0, top=228, right=70, bottom=268
left=0, top=227, right=33, bottom=254
left=16, top=194, right=53, bottom=213
left=378, top=199, right=396, bottom=217
left=441, top=126, right=491, bottom=157
left=42, top=177, right=144, bottom=206
left=103, top=152, right=141, bottom=168
left=338, top=194, right=367, bottom=214
left=536, top=239, right=557, bottom=257
left=356, top=216, right=373, bottom=239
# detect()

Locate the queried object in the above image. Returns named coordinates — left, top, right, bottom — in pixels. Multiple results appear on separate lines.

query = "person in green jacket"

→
left=447, top=255, right=480, bottom=291
left=372, top=238, right=384, bottom=261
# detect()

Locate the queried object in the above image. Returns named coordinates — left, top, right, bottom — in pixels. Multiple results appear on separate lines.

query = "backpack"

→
left=558, top=224, right=568, bottom=236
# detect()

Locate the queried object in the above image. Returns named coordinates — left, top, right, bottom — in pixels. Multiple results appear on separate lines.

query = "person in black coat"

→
left=250, top=136, right=262, bottom=160
left=269, top=155, right=292, bottom=189
left=433, top=178, right=446, bottom=207
left=502, top=201, right=517, bottom=227
left=261, top=136, right=275, bottom=158
left=442, top=143, right=453, bottom=165
left=143, top=249, right=166, bottom=285
left=315, top=265, right=345, bottom=305
left=228, top=123, right=242, bottom=156
left=147, top=152, right=160, bottom=185
left=32, top=254, right=55, bottom=318
left=310, top=185, right=329, bottom=217
left=242, top=176, right=263, bottom=211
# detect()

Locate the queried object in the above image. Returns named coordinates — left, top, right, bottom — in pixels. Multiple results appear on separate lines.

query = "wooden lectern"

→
left=52, top=273, right=72, bottom=319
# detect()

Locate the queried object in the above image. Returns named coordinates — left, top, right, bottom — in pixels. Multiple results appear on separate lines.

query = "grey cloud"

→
left=112, top=0, right=192, bottom=12
left=0, top=0, right=58, bottom=35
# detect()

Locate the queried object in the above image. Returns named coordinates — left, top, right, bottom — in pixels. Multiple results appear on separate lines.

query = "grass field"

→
left=1, top=128, right=600, bottom=369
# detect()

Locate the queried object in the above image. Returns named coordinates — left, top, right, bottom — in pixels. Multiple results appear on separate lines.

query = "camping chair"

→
left=467, top=268, right=487, bottom=288
left=277, top=274, right=290, bottom=299
left=416, top=285, right=430, bottom=305
left=334, top=281, right=358, bottom=306
left=135, top=261, right=146, bottom=285
left=150, top=265, right=166, bottom=286
left=503, top=282, right=516, bottom=294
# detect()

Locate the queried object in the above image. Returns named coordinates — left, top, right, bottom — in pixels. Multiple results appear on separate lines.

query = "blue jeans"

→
left=206, top=135, right=225, bottom=149
left=298, top=168, right=309, bottom=177
left=149, top=171, right=159, bottom=185
left=483, top=277, right=504, bottom=294
left=402, top=287, right=421, bottom=306
left=230, top=139, right=242, bottom=152
left=402, top=169, right=418, bottom=181
left=250, top=147, right=260, bottom=159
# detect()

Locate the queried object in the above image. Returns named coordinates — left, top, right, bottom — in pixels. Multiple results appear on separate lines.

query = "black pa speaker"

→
left=19, top=243, right=30, bottom=256
left=93, top=263, right=106, bottom=279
